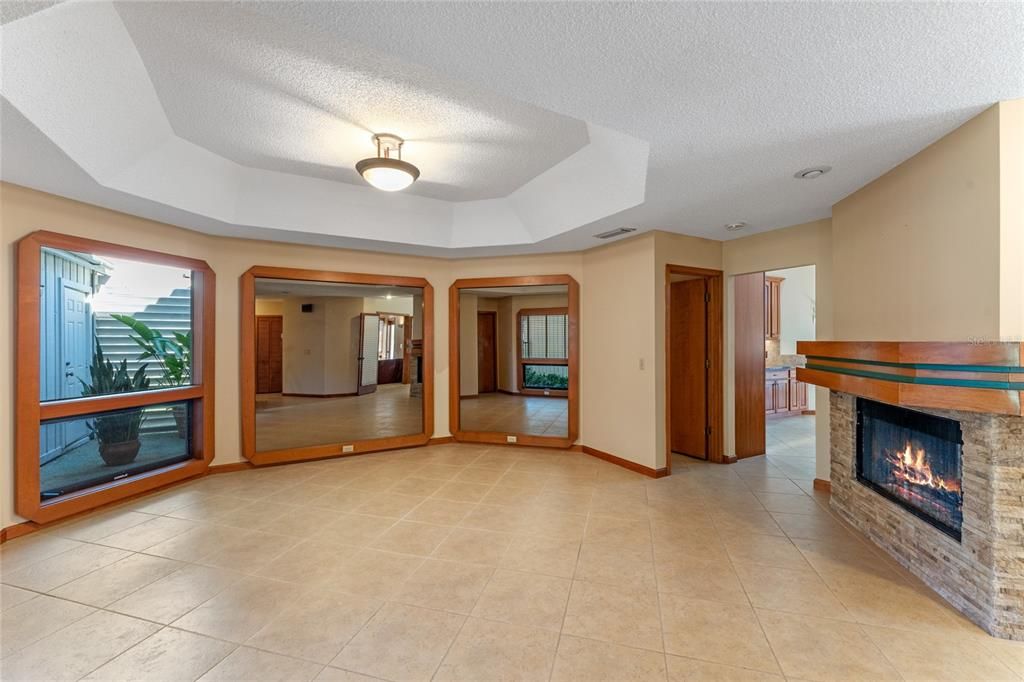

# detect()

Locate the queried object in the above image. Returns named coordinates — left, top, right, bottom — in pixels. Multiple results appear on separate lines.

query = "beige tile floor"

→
left=255, top=384, right=423, bottom=451
left=2, top=415, right=1022, bottom=681
left=460, top=393, right=568, bottom=436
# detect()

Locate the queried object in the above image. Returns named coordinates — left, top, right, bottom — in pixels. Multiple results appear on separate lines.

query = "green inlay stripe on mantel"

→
left=803, top=363, right=1024, bottom=390
left=804, top=355, right=1024, bottom=374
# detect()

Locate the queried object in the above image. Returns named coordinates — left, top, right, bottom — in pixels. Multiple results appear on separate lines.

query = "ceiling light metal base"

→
left=357, top=133, right=420, bottom=191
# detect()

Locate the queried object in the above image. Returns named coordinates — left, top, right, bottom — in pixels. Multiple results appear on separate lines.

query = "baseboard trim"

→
left=582, top=446, right=667, bottom=478
left=801, top=409, right=817, bottom=415
left=722, top=455, right=738, bottom=464
left=813, top=478, right=832, bottom=493
left=209, top=461, right=254, bottom=475
left=0, top=521, right=40, bottom=543
left=428, top=436, right=455, bottom=445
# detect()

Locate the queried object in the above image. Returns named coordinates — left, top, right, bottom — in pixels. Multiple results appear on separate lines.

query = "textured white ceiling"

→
left=2, top=1, right=1022, bottom=255
left=114, top=2, right=588, bottom=202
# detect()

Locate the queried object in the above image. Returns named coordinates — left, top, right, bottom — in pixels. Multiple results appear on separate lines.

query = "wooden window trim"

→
left=16, top=231, right=216, bottom=524
left=449, top=275, right=579, bottom=448
left=240, top=266, right=434, bottom=465
left=516, top=307, right=569, bottom=396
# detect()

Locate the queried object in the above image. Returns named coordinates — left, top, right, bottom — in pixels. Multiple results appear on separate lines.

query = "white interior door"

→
left=357, top=313, right=380, bottom=395
left=59, top=280, right=92, bottom=452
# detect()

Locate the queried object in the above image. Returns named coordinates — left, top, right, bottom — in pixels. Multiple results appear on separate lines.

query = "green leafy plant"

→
left=79, top=338, right=150, bottom=445
left=524, top=366, right=569, bottom=390
left=111, top=314, right=191, bottom=387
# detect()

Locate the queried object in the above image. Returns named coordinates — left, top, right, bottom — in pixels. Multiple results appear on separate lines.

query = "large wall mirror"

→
left=450, top=275, right=579, bottom=448
left=241, top=267, right=433, bottom=465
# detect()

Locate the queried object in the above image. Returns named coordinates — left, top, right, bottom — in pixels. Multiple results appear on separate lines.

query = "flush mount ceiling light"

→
left=794, top=166, right=832, bottom=180
left=725, top=222, right=747, bottom=232
left=356, top=134, right=420, bottom=192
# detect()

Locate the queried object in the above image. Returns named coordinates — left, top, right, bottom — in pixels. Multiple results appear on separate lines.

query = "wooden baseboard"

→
left=0, top=521, right=40, bottom=543
left=428, top=436, right=455, bottom=445
left=813, top=478, right=832, bottom=493
left=722, top=455, right=738, bottom=464
left=581, top=446, right=667, bottom=478
left=208, top=461, right=254, bottom=475
left=801, top=409, right=817, bottom=415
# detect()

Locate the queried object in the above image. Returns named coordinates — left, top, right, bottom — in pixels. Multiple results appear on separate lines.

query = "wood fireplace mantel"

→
left=795, top=341, right=1024, bottom=416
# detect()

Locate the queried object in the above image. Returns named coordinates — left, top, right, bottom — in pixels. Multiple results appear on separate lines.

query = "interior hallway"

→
left=3, top=428, right=1020, bottom=681
left=255, top=384, right=423, bottom=450
left=460, top=393, right=568, bottom=436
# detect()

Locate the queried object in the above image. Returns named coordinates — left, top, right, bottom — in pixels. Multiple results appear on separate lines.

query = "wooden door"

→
left=356, top=313, right=379, bottom=395
left=477, top=311, right=497, bottom=394
left=735, top=272, right=766, bottom=457
left=669, top=279, right=707, bottom=459
left=401, top=316, right=413, bottom=384
left=255, top=315, right=282, bottom=394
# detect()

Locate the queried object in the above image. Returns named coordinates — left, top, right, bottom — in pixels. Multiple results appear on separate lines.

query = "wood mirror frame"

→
left=449, top=275, right=579, bottom=448
left=240, top=266, right=434, bottom=465
left=15, top=231, right=216, bottom=524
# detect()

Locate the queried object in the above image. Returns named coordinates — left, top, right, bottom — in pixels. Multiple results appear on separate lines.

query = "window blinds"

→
left=520, top=313, right=568, bottom=359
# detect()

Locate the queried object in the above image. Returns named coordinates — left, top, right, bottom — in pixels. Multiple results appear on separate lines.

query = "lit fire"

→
left=886, top=443, right=960, bottom=494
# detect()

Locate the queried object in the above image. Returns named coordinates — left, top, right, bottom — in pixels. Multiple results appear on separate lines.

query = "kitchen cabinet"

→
left=766, top=367, right=807, bottom=415
left=764, top=276, right=783, bottom=340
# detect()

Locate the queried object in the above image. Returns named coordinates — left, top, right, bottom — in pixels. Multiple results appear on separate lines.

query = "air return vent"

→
left=594, top=227, right=637, bottom=240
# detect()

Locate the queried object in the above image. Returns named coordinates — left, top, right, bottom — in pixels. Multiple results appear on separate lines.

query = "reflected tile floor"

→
left=460, top=393, right=568, bottom=437
left=3, top=416, right=1022, bottom=681
left=255, top=384, right=423, bottom=451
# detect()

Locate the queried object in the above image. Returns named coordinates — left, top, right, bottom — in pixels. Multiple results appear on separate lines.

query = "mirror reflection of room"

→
left=458, top=284, right=569, bottom=437
left=253, top=278, right=424, bottom=452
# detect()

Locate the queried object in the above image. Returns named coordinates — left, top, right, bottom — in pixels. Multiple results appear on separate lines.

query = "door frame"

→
left=664, top=264, right=725, bottom=471
left=240, top=266, right=434, bottom=466
left=449, top=275, right=579, bottom=449
left=476, top=310, right=497, bottom=394
left=254, top=314, right=283, bottom=394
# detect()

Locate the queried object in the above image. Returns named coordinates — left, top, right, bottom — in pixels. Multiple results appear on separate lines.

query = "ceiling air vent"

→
left=594, top=227, right=637, bottom=240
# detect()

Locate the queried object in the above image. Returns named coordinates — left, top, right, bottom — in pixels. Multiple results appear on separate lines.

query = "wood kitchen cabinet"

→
left=766, top=367, right=807, bottom=415
left=764, top=276, right=783, bottom=340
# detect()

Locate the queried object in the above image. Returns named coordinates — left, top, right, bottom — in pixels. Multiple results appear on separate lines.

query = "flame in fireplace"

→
left=887, top=443, right=960, bottom=494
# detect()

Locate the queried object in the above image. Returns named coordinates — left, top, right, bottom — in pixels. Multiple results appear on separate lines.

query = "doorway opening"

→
left=733, top=265, right=817, bottom=475
left=665, top=264, right=724, bottom=469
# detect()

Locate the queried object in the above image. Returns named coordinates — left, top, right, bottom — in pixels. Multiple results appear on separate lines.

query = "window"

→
left=517, top=308, right=569, bottom=394
left=16, top=232, right=215, bottom=524
left=520, top=312, right=568, bottom=360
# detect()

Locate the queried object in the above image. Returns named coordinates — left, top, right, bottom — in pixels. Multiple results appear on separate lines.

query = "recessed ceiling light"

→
left=794, top=166, right=832, bottom=180
left=725, top=222, right=747, bottom=232
left=356, top=133, right=420, bottom=191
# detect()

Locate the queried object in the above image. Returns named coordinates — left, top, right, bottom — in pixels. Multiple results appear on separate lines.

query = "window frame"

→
left=449, top=274, right=579, bottom=449
left=516, top=307, right=570, bottom=396
left=240, top=266, right=434, bottom=466
left=16, top=231, right=216, bottom=524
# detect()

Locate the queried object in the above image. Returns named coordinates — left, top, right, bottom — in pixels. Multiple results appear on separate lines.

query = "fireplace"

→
left=856, top=398, right=963, bottom=541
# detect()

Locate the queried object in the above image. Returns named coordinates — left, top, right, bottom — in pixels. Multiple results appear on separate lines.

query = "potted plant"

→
left=79, top=338, right=151, bottom=465
left=112, top=314, right=191, bottom=438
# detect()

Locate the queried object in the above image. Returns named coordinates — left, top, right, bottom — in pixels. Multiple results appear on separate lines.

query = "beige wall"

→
left=458, top=293, right=479, bottom=397
left=832, top=104, right=1002, bottom=341
left=363, top=296, right=414, bottom=316
left=722, top=219, right=834, bottom=478
left=255, top=299, right=284, bottom=316
left=495, top=293, right=569, bottom=393
left=323, top=297, right=364, bottom=395
left=999, top=99, right=1024, bottom=340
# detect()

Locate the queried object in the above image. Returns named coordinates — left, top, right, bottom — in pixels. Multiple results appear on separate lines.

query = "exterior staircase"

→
left=94, top=288, right=192, bottom=434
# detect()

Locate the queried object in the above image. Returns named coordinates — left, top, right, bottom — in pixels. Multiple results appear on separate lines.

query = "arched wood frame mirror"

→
left=15, top=231, right=216, bottom=524
left=449, top=275, right=579, bottom=448
left=240, top=266, right=434, bottom=465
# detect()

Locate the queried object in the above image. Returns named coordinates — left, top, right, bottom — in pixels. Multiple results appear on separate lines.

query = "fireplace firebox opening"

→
left=855, top=398, right=963, bottom=541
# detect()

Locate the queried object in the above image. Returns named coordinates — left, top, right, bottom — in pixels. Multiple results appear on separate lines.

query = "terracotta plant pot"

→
left=99, top=439, right=141, bottom=466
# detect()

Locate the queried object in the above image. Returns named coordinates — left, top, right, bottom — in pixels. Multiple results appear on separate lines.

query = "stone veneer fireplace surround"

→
left=831, top=392, right=1024, bottom=640
left=797, top=340, right=1024, bottom=640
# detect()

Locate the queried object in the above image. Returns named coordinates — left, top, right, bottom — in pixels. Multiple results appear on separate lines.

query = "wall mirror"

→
left=241, top=267, right=433, bottom=465
left=450, top=275, right=579, bottom=448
